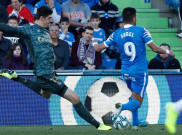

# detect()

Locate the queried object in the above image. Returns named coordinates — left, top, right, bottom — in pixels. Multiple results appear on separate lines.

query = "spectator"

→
left=61, top=0, right=99, bottom=7
left=112, top=15, right=125, bottom=69
left=49, top=24, right=70, bottom=70
left=4, top=15, right=29, bottom=62
left=90, top=13, right=108, bottom=59
left=24, top=0, right=40, bottom=14
left=7, top=0, right=34, bottom=25
left=167, top=0, right=182, bottom=37
left=4, top=15, right=20, bottom=43
left=113, top=15, right=124, bottom=30
left=3, top=43, right=29, bottom=70
left=71, top=26, right=104, bottom=69
left=62, top=0, right=92, bottom=39
left=0, top=31, right=12, bottom=69
left=148, top=43, right=181, bottom=69
left=91, top=0, right=119, bottom=37
left=0, top=0, right=11, bottom=8
left=81, top=0, right=99, bottom=8
left=59, top=17, right=75, bottom=54
left=178, top=1, right=182, bottom=37
left=0, top=4, right=8, bottom=23
left=34, top=0, right=61, bottom=23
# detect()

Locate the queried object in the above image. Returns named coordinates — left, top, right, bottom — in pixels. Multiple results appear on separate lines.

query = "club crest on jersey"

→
left=66, top=34, right=70, bottom=38
left=99, top=32, right=103, bottom=36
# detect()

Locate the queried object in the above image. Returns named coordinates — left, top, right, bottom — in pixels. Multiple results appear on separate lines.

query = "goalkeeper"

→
left=0, top=6, right=111, bottom=130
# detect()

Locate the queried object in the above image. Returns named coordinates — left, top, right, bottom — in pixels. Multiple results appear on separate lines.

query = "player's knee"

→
left=71, top=94, right=80, bottom=104
left=41, top=90, right=52, bottom=99
left=132, top=92, right=143, bottom=107
left=63, top=89, right=81, bottom=104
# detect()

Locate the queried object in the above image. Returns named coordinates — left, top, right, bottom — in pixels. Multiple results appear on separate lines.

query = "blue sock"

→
left=122, top=100, right=140, bottom=111
left=132, top=108, right=139, bottom=126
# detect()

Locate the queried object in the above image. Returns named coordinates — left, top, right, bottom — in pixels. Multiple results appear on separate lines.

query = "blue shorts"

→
left=123, top=72, right=148, bottom=97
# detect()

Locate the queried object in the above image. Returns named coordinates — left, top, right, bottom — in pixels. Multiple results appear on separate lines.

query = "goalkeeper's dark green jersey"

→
left=0, top=23, right=54, bottom=77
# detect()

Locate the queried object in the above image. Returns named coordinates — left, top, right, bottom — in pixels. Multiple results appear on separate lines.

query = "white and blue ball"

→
left=113, top=115, right=130, bottom=130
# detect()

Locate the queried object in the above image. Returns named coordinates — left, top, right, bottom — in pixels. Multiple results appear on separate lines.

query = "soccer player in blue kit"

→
left=92, top=7, right=175, bottom=129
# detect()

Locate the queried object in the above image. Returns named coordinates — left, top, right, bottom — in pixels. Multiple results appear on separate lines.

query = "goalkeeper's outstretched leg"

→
left=0, top=69, right=111, bottom=131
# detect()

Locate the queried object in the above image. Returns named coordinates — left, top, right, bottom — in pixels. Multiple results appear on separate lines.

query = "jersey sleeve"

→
left=104, top=32, right=115, bottom=47
left=142, top=28, right=153, bottom=45
left=0, top=23, right=29, bottom=38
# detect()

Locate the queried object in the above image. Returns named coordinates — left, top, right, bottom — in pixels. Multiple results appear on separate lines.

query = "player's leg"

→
left=165, top=99, right=182, bottom=134
left=114, top=73, right=148, bottom=127
left=113, top=75, right=140, bottom=116
left=36, top=74, right=111, bottom=130
left=63, top=89, right=111, bottom=130
left=0, top=69, right=51, bottom=99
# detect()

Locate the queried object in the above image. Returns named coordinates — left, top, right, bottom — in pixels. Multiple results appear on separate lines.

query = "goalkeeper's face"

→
left=43, top=15, right=52, bottom=28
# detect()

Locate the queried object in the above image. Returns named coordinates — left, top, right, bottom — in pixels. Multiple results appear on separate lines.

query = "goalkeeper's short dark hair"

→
left=35, top=6, right=53, bottom=20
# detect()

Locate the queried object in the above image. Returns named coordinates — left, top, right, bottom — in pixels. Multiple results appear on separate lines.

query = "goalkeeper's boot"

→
left=165, top=103, right=179, bottom=134
left=0, top=69, right=18, bottom=79
left=97, top=123, right=112, bottom=130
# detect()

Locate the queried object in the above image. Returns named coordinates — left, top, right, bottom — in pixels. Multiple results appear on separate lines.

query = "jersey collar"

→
left=124, top=24, right=133, bottom=28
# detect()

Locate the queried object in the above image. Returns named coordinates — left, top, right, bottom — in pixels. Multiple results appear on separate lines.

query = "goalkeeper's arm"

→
left=0, top=23, right=27, bottom=38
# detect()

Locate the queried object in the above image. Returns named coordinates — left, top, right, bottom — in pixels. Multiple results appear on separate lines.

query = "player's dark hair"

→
left=90, top=13, right=100, bottom=20
left=35, top=6, right=53, bottom=20
left=83, top=26, right=94, bottom=32
left=7, top=15, right=19, bottom=24
left=160, top=43, right=171, bottom=50
left=122, top=7, right=136, bottom=23
left=60, top=17, right=69, bottom=23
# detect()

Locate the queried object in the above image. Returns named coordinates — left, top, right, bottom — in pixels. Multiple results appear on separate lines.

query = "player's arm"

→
left=148, top=42, right=175, bottom=57
left=92, top=32, right=115, bottom=52
left=93, top=42, right=107, bottom=52
left=0, top=23, right=26, bottom=38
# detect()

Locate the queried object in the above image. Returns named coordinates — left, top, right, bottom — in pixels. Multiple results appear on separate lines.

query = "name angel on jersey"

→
left=121, top=32, right=134, bottom=39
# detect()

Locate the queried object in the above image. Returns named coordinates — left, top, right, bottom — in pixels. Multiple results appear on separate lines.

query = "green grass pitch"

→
left=0, top=124, right=181, bottom=135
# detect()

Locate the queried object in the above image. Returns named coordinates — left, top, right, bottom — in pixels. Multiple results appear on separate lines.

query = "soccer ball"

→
left=113, top=114, right=130, bottom=130
left=84, top=76, right=132, bottom=124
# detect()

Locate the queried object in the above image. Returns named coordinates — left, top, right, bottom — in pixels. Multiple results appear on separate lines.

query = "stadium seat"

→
left=102, top=59, right=117, bottom=69
left=111, top=0, right=151, bottom=9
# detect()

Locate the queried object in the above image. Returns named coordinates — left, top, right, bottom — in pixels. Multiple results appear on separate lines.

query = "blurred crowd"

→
left=0, top=0, right=181, bottom=70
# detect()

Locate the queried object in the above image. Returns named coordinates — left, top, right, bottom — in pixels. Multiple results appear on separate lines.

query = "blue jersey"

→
left=59, top=29, right=75, bottom=48
left=104, top=24, right=153, bottom=74
left=93, top=28, right=106, bottom=44
left=34, top=0, right=62, bottom=15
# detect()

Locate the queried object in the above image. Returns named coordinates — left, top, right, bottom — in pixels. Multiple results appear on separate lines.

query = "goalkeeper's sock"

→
left=13, top=76, right=41, bottom=95
left=74, top=102, right=100, bottom=128
left=122, top=100, right=140, bottom=111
